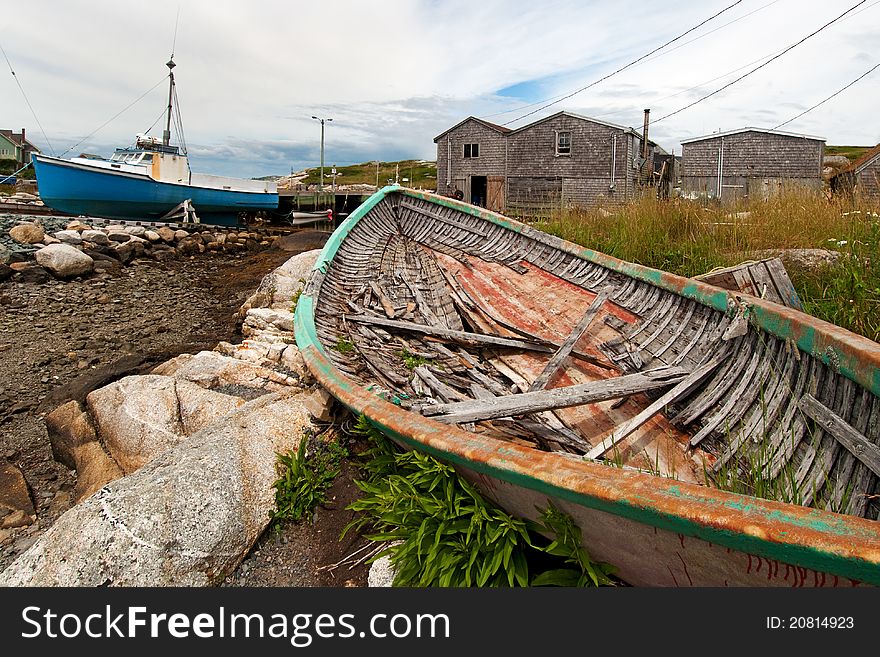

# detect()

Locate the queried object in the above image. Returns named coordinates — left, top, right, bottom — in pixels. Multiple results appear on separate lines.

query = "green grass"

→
left=824, top=145, right=872, bottom=163
left=298, top=159, right=436, bottom=189
left=536, top=191, right=880, bottom=342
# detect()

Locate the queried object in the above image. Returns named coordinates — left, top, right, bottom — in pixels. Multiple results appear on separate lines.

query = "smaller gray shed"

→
left=831, top=144, right=880, bottom=207
left=680, top=127, right=825, bottom=202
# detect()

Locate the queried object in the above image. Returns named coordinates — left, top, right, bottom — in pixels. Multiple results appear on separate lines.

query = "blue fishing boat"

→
left=32, top=57, right=278, bottom=226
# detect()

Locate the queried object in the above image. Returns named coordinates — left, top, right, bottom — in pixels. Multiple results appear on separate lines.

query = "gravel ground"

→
left=0, top=228, right=369, bottom=586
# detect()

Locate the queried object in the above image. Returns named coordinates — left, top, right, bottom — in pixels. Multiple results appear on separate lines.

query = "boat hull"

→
left=295, top=186, right=880, bottom=586
left=33, top=155, right=278, bottom=226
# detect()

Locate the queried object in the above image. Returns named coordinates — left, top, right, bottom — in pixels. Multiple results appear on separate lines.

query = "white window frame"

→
left=555, top=131, right=572, bottom=156
left=463, top=143, right=479, bottom=159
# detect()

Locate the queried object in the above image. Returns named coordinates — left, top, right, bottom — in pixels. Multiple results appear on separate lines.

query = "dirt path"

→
left=0, top=230, right=369, bottom=586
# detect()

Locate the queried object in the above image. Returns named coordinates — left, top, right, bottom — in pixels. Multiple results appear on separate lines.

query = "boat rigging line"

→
left=59, top=76, right=169, bottom=158
left=0, top=38, right=56, bottom=157
left=649, top=0, right=868, bottom=126
left=494, top=0, right=747, bottom=126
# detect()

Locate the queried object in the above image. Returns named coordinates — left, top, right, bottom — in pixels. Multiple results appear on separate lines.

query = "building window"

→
left=463, top=143, right=479, bottom=158
left=556, top=131, right=571, bottom=156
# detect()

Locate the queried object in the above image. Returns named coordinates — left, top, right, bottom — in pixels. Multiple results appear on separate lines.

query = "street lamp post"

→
left=311, top=116, right=332, bottom=192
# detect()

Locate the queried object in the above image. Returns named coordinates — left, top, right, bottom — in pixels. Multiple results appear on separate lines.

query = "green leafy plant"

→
left=270, top=433, right=348, bottom=528
left=344, top=415, right=616, bottom=587
left=530, top=502, right=616, bottom=586
left=290, top=289, right=302, bottom=313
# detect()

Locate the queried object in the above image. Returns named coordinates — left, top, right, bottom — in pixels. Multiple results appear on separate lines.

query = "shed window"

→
left=464, top=143, right=479, bottom=158
left=556, top=131, right=571, bottom=156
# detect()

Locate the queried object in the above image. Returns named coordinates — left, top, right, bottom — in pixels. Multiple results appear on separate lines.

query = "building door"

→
left=487, top=176, right=506, bottom=212
left=470, top=175, right=487, bottom=207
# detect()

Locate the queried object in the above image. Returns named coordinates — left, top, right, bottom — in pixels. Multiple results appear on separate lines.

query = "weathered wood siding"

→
left=681, top=131, right=824, bottom=201
left=435, top=120, right=507, bottom=197
left=854, top=156, right=880, bottom=206
left=506, top=114, right=638, bottom=212
left=435, top=113, right=658, bottom=214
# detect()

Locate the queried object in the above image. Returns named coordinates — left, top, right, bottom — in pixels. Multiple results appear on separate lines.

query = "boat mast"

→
left=163, top=57, right=176, bottom=146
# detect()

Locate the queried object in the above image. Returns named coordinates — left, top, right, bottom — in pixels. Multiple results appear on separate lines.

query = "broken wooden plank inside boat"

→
left=295, top=185, right=880, bottom=587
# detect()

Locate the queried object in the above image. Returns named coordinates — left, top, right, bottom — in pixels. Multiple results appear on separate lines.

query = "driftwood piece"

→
left=344, top=314, right=553, bottom=353
left=585, top=349, right=730, bottom=459
left=695, top=257, right=803, bottom=310
left=528, top=287, right=611, bottom=392
left=799, top=393, right=880, bottom=478
left=413, top=366, right=467, bottom=403
left=369, top=281, right=396, bottom=319
left=422, top=366, right=688, bottom=425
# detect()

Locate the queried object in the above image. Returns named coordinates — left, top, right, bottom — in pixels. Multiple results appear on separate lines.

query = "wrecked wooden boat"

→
left=294, top=185, right=880, bottom=586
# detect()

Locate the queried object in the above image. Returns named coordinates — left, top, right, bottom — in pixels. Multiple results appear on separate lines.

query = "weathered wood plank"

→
left=344, top=314, right=554, bottom=353
left=399, top=200, right=489, bottom=236
left=369, top=281, right=396, bottom=319
left=585, top=349, right=730, bottom=459
left=829, top=388, right=872, bottom=511
left=799, top=393, right=880, bottom=478
left=763, top=257, right=804, bottom=310
left=528, top=288, right=611, bottom=392
left=422, top=366, right=688, bottom=424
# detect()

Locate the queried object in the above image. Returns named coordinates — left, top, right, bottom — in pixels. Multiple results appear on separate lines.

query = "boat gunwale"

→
left=294, top=185, right=880, bottom=585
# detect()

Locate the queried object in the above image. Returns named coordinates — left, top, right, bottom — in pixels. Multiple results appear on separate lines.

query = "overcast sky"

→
left=2, top=0, right=878, bottom=178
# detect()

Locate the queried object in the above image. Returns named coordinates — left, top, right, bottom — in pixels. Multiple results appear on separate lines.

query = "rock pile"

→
left=1, top=216, right=280, bottom=280
left=0, top=248, right=331, bottom=586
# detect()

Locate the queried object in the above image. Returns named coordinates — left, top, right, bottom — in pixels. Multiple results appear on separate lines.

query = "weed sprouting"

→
left=398, top=348, right=434, bottom=370
left=332, top=336, right=355, bottom=354
left=270, top=432, right=348, bottom=528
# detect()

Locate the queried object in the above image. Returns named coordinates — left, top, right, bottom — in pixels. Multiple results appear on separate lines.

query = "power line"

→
left=498, top=0, right=745, bottom=126
left=772, top=61, right=880, bottom=130
left=0, top=39, right=56, bottom=155
left=602, top=0, right=783, bottom=81
left=651, top=0, right=868, bottom=126
left=589, top=47, right=786, bottom=123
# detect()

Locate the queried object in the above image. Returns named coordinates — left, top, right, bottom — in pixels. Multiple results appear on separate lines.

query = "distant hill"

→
left=825, top=145, right=872, bottom=163
left=286, top=160, right=437, bottom=189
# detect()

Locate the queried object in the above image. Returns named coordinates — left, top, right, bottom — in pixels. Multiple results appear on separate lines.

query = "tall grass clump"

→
left=536, top=190, right=880, bottom=341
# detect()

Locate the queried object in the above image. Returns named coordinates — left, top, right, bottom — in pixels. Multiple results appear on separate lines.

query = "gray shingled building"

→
left=831, top=144, right=880, bottom=207
left=434, top=111, right=664, bottom=214
left=680, top=127, right=825, bottom=202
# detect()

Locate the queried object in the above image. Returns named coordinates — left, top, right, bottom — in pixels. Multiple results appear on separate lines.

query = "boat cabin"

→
left=70, top=138, right=193, bottom=185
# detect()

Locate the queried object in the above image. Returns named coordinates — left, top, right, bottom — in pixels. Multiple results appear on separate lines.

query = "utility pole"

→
left=642, top=108, right=650, bottom=186
left=375, top=160, right=380, bottom=189
left=311, top=116, right=332, bottom=192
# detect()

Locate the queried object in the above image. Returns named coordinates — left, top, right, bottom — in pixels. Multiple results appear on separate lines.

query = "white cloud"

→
left=3, top=0, right=878, bottom=176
